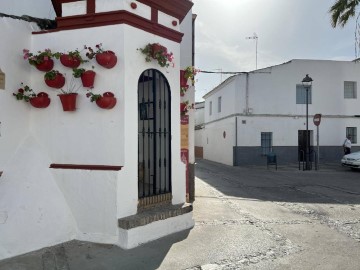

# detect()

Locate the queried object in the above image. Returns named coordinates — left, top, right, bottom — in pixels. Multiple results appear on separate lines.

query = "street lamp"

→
left=302, top=74, right=313, bottom=170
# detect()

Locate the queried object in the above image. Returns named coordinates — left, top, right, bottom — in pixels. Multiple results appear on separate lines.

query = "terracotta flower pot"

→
left=36, top=59, right=54, bottom=72
left=180, top=103, right=187, bottom=115
left=30, top=97, right=51, bottom=108
left=96, top=51, right=117, bottom=69
left=60, top=54, right=81, bottom=68
left=180, top=70, right=188, bottom=88
left=96, top=97, right=117, bottom=109
left=58, top=93, right=78, bottom=111
left=45, top=73, right=65, bottom=89
left=81, top=70, right=96, bottom=87
left=151, top=44, right=167, bottom=58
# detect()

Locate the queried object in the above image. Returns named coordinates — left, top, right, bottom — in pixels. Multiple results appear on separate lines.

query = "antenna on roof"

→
left=246, top=33, right=258, bottom=69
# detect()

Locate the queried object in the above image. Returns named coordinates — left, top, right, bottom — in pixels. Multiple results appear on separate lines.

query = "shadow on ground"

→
left=0, top=230, right=191, bottom=270
left=195, top=159, right=360, bottom=205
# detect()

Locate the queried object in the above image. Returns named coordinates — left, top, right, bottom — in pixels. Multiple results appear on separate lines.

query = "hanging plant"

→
left=183, top=66, right=200, bottom=85
left=180, top=100, right=194, bottom=116
left=23, top=48, right=58, bottom=72
left=138, top=43, right=174, bottom=68
left=57, top=77, right=80, bottom=111
left=60, top=49, right=88, bottom=68
left=85, top=44, right=117, bottom=69
left=44, top=70, right=66, bottom=89
left=13, top=83, right=50, bottom=108
left=180, top=86, right=189, bottom=97
left=86, top=90, right=117, bottom=109
left=73, top=66, right=96, bottom=88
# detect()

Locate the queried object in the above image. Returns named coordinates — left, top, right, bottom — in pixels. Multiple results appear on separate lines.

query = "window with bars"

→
left=344, top=81, right=357, bottom=99
left=261, top=132, right=273, bottom=155
left=296, top=84, right=312, bottom=104
left=346, top=127, right=357, bottom=144
left=218, top=96, right=222, bottom=113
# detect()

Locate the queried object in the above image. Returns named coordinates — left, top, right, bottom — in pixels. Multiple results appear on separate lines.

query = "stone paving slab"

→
left=252, top=223, right=360, bottom=270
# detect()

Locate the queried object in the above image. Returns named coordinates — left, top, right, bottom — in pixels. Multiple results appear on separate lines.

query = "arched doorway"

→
left=138, top=69, right=172, bottom=201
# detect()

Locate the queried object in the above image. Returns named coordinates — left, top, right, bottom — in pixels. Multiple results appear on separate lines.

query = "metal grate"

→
left=138, top=69, right=172, bottom=199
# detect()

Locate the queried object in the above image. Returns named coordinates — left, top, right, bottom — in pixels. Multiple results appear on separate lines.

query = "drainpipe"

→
left=245, top=73, right=249, bottom=115
left=235, top=117, right=238, bottom=147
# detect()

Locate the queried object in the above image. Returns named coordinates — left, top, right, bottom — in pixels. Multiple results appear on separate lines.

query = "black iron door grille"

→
left=138, top=69, right=172, bottom=199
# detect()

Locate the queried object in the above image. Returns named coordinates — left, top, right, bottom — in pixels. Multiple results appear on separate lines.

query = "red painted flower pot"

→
left=58, top=93, right=78, bottom=111
left=30, top=97, right=51, bottom=108
left=96, top=97, right=117, bottom=109
left=180, top=70, right=188, bottom=88
left=81, top=70, right=96, bottom=87
left=60, top=54, right=81, bottom=68
left=151, top=44, right=167, bottom=59
left=180, top=103, right=187, bottom=114
left=96, top=51, right=117, bottom=69
left=36, top=59, right=54, bottom=72
left=45, top=73, right=65, bottom=89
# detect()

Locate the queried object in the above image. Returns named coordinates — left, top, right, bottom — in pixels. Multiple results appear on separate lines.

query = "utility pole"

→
left=246, top=33, right=258, bottom=69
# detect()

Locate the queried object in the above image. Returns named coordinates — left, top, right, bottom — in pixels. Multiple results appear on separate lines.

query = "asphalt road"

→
left=1, top=159, right=359, bottom=270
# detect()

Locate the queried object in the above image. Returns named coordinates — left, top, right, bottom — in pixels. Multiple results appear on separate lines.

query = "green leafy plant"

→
left=13, top=83, right=36, bottom=102
left=44, top=70, right=62, bottom=80
left=180, top=100, right=194, bottom=115
left=85, top=43, right=105, bottom=59
left=72, top=68, right=86, bottom=78
left=23, top=48, right=58, bottom=66
left=184, top=66, right=200, bottom=84
left=86, top=90, right=114, bottom=102
left=138, top=43, right=174, bottom=68
left=13, top=83, right=48, bottom=102
left=180, top=86, right=189, bottom=96
left=72, top=66, right=94, bottom=78
left=63, top=49, right=88, bottom=63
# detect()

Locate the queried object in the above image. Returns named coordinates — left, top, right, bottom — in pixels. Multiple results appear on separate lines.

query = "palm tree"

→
left=329, top=0, right=360, bottom=28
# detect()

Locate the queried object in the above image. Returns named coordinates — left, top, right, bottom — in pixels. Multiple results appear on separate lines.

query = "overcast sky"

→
left=0, top=0, right=357, bottom=101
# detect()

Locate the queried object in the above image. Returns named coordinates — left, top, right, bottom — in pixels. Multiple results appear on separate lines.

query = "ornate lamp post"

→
left=302, top=74, right=313, bottom=170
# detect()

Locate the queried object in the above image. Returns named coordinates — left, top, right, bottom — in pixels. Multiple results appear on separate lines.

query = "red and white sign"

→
left=313, top=114, right=322, bottom=126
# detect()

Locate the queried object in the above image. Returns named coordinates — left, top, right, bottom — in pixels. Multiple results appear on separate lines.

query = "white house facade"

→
left=200, top=60, right=360, bottom=166
left=0, top=0, right=195, bottom=260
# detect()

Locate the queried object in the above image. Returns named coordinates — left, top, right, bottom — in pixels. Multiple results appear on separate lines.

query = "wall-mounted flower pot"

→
left=180, top=103, right=187, bottom=115
left=96, top=51, right=117, bottom=69
left=60, top=54, right=81, bottom=68
left=36, top=59, right=54, bottom=72
left=96, top=96, right=117, bottom=109
left=58, top=93, right=78, bottom=111
left=30, top=96, right=51, bottom=108
left=151, top=44, right=167, bottom=59
left=180, top=70, right=188, bottom=88
left=81, top=70, right=96, bottom=87
left=45, top=73, right=65, bottom=89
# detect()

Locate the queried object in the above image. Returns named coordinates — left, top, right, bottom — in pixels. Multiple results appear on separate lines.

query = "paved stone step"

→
left=118, top=203, right=193, bottom=230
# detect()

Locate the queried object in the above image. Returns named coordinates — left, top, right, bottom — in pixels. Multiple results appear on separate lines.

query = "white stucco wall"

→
left=195, top=128, right=204, bottom=147
left=203, top=118, right=235, bottom=166
left=0, top=136, right=76, bottom=260
left=0, top=0, right=193, bottom=258
left=201, top=60, right=360, bottom=165
left=180, top=11, right=195, bottom=165
left=0, top=18, right=36, bottom=170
